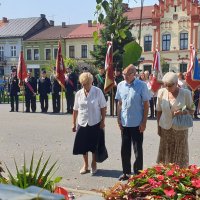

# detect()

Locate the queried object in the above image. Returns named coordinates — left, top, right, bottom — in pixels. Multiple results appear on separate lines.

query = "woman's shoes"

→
left=80, top=167, right=90, bottom=174
left=90, top=167, right=98, bottom=175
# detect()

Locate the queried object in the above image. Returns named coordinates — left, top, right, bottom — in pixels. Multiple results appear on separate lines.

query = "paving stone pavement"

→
left=0, top=100, right=200, bottom=198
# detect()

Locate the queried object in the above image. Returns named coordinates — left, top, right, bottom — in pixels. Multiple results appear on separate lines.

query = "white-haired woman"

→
left=156, top=72, right=194, bottom=168
left=72, top=72, right=107, bottom=174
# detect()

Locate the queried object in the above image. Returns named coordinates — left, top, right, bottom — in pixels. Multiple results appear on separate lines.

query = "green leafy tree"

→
left=91, top=0, right=135, bottom=69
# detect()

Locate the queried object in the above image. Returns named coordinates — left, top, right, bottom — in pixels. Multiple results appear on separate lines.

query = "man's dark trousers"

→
left=121, top=126, right=143, bottom=175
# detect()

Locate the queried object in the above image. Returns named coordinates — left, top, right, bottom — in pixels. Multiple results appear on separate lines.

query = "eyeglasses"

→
left=122, top=72, right=134, bottom=77
left=165, top=83, right=175, bottom=88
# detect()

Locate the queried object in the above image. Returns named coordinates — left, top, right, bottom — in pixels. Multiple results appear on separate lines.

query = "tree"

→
left=90, top=0, right=134, bottom=69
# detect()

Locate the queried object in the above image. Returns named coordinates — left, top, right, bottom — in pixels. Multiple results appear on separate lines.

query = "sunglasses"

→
left=165, top=83, right=175, bottom=88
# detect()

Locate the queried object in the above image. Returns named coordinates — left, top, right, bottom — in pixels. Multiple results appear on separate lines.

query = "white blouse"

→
left=73, top=86, right=107, bottom=127
left=156, top=88, right=194, bottom=130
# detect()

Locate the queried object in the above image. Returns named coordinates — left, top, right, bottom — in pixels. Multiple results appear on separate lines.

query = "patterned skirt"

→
left=157, top=128, right=189, bottom=168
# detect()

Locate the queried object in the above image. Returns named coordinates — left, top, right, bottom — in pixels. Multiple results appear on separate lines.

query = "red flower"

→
left=154, top=165, right=163, bottom=173
left=157, top=175, right=164, bottom=181
left=166, top=169, right=175, bottom=176
left=164, top=188, right=176, bottom=197
left=189, top=165, right=200, bottom=175
left=191, top=178, right=200, bottom=188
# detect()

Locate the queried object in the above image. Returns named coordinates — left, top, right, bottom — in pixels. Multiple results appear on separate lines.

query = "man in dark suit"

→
left=8, top=68, right=20, bottom=112
left=38, top=70, right=51, bottom=113
left=50, top=68, right=61, bottom=113
left=65, top=66, right=77, bottom=114
left=24, top=70, right=37, bottom=112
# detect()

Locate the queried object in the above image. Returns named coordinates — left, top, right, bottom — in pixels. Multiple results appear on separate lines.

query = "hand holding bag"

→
left=172, top=114, right=193, bottom=130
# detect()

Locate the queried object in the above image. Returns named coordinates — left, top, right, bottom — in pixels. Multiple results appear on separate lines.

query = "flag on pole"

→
left=151, top=49, right=162, bottom=93
left=192, top=54, right=200, bottom=81
left=56, top=40, right=66, bottom=89
left=17, top=51, right=27, bottom=86
left=104, top=41, right=114, bottom=93
left=185, top=45, right=200, bottom=91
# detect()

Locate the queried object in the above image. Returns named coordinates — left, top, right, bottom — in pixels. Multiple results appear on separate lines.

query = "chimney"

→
left=122, top=3, right=129, bottom=11
left=88, top=20, right=92, bottom=27
left=62, top=22, right=66, bottom=28
left=49, top=20, right=54, bottom=26
left=2, top=17, right=8, bottom=23
left=40, top=14, right=46, bottom=18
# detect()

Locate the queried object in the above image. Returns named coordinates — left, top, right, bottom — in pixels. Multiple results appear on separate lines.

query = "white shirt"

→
left=73, top=86, right=107, bottom=127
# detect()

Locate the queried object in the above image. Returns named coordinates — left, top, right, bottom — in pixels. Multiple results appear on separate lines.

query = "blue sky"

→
left=0, top=0, right=157, bottom=25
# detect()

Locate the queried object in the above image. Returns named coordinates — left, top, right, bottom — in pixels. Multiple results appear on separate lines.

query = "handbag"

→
left=172, top=114, right=193, bottom=130
left=95, top=128, right=108, bottom=163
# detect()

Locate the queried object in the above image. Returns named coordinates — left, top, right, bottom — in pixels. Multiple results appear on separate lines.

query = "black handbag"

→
left=95, top=128, right=108, bottom=163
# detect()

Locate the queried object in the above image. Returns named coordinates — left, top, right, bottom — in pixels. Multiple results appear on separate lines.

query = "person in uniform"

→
left=38, top=70, right=51, bottom=113
left=94, top=66, right=108, bottom=101
left=8, top=68, right=20, bottom=112
left=50, top=68, right=61, bottom=113
left=65, top=66, right=77, bottom=114
left=24, top=70, right=37, bottom=112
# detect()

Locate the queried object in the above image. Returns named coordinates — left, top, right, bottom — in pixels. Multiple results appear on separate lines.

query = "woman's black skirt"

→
left=73, top=123, right=100, bottom=155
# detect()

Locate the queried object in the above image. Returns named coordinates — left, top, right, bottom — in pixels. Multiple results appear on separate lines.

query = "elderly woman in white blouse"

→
left=156, top=72, right=194, bottom=168
left=72, top=72, right=107, bottom=175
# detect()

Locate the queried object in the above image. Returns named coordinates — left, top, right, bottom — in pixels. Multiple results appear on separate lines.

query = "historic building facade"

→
left=125, top=0, right=200, bottom=73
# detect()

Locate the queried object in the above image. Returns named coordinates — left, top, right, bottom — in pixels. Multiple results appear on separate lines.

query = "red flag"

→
left=151, top=49, right=162, bottom=92
left=17, top=51, right=27, bottom=86
left=104, top=41, right=114, bottom=93
left=56, top=41, right=66, bottom=89
left=185, top=45, right=200, bottom=91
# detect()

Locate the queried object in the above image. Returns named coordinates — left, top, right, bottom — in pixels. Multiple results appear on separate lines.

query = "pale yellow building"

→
left=125, top=0, right=200, bottom=73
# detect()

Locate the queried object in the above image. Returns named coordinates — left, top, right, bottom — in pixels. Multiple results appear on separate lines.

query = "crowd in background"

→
left=0, top=66, right=200, bottom=119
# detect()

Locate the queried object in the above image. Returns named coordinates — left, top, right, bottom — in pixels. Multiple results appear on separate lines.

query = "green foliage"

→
left=64, top=58, right=78, bottom=69
left=0, top=161, right=8, bottom=184
left=91, top=0, right=137, bottom=70
left=123, top=41, right=142, bottom=67
left=5, top=152, right=62, bottom=192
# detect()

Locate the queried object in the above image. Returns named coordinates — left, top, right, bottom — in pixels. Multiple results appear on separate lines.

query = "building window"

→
left=45, top=49, right=51, bottom=60
left=11, top=46, right=17, bottom=57
left=53, top=48, right=58, bottom=60
left=144, top=36, right=152, bottom=52
left=69, top=46, right=75, bottom=58
left=162, top=34, right=171, bottom=51
left=33, top=49, right=39, bottom=60
left=180, top=33, right=188, bottom=50
left=81, top=45, right=87, bottom=58
left=27, top=49, right=32, bottom=60
left=180, top=63, right=187, bottom=73
left=0, top=46, right=4, bottom=60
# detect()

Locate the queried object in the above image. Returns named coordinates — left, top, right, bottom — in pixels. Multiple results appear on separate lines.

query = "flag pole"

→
left=111, top=33, right=114, bottom=117
left=61, top=87, right=64, bottom=114
left=22, top=81, right=25, bottom=113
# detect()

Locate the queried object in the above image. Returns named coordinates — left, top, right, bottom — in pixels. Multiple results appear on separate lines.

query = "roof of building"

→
left=0, top=17, right=43, bottom=38
left=66, top=23, right=102, bottom=39
left=26, top=24, right=80, bottom=41
left=0, top=20, right=5, bottom=27
left=124, top=5, right=154, bottom=20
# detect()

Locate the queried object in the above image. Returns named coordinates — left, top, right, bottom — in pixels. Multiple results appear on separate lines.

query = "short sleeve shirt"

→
left=73, top=86, right=107, bottom=127
left=115, top=79, right=150, bottom=127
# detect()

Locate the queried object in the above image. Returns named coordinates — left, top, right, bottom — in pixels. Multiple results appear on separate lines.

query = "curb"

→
left=62, top=187, right=103, bottom=197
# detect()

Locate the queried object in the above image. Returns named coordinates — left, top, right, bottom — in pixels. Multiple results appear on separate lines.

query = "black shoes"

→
left=118, top=174, right=131, bottom=181
left=9, top=110, right=14, bottom=112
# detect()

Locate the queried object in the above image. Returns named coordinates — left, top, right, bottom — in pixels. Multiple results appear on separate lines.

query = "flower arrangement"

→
left=103, top=163, right=200, bottom=200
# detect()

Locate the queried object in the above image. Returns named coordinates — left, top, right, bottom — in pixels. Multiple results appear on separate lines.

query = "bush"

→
left=103, top=163, right=200, bottom=200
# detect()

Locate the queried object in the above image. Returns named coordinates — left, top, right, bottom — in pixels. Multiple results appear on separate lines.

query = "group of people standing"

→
left=7, top=66, right=78, bottom=114
left=71, top=64, right=196, bottom=182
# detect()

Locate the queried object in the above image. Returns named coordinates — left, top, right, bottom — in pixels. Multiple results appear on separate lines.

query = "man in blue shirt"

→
left=115, top=64, right=150, bottom=181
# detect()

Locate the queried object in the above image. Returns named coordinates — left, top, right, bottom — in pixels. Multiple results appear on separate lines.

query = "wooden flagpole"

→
left=111, top=33, right=114, bottom=117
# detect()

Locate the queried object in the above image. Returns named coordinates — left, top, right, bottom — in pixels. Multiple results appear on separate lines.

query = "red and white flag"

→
left=56, top=40, right=66, bottom=89
left=104, top=41, right=114, bottom=93
left=185, top=45, right=200, bottom=91
left=17, top=51, right=27, bottom=86
left=151, top=49, right=162, bottom=93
